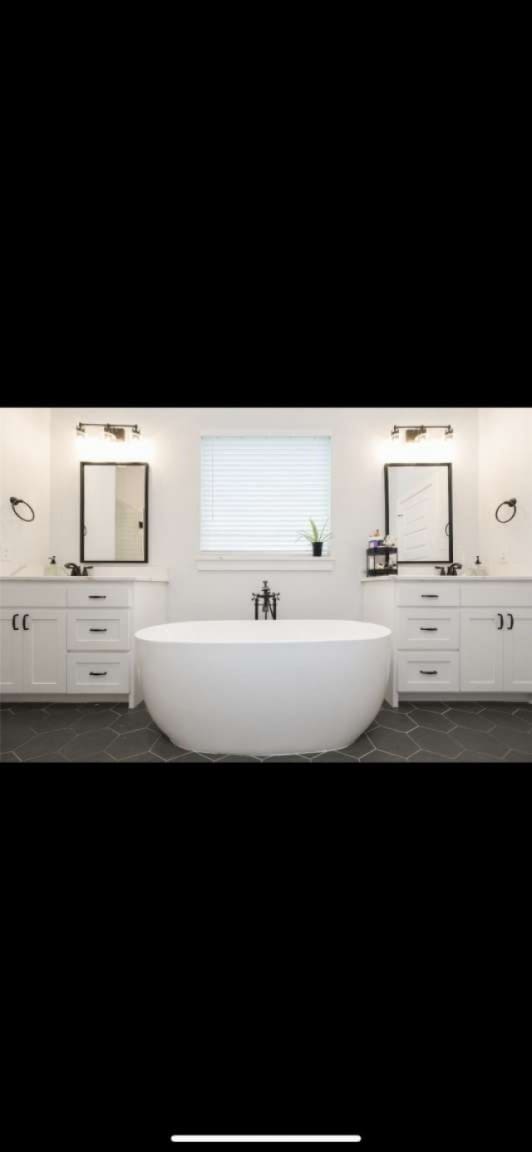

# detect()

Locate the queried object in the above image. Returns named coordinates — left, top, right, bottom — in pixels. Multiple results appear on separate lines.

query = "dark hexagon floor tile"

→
left=258, top=755, right=309, bottom=763
left=450, top=727, right=509, bottom=758
left=478, top=708, right=532, bottom=731
left=513, top=708, right=532, bottom=723
left=61, top=728, right=116, bottom=761
left=25, top=753, right=69, bottom=762
left=489, top=726, right=532, bottom=755
left=401, top=700, right=450, bottom=713
left=168, top=752, right=212, bottom=762
left=482, top=701, right=522, bottom=714
left=380, top=701, right=414, bottom=713
left=119, top=753, right=164, bottom=763
left=374, top=709, right=417, bottom=732
left=369, top=728, right=419, bottom=757
left=445, top=709, right=496, bottom=732
left=359, top=750, right=405, bottom=762
left=504, top=750, right=532, bottom=762
left=109, top=709, right=152, bottom=735
left=0, top=718, right=39, bottom=753
left=410, top=726, right=463, bottom=758
left=108, top=729, right=158, bottom=760
left=408, top=750, right=449, bottom=762
left=45, top=703, right=84, bottom=714
left=0, top=751, right=19, bottom=761
left=3, top=703, right=47, bottom=714
left=71, top=708, right=121, bottom=733
left=20, top=709, right=80, bottom=733
left=80, top=753, right=116, bottom=762
left=151, top=735, right=189, bottom=760
left=455, top=750, right=507, bottom=762
left=435, top=700, right=485, bottom=714
left=312, top=751, right=355, bottom=762
left=340, top=733, right=375, bottom=758
left=16, top=731, right=71, bottom=760
left=408, top=708, right=456, bottom=733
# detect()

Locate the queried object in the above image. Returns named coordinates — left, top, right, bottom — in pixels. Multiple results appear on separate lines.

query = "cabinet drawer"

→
left=461, top=581, right=532, bottom=607
left=67, top=609, right=130, bottom=651
left=396, top=582, right=460, bottom=607
left=66, top=583, right=132, bottom=608
left=397, top=607, right=459, bottom=650
left=67, top=653, right=129, bottom=693
left=0, top=582, right=67, bottom=608
left=397, top=651, right=460, bottom=692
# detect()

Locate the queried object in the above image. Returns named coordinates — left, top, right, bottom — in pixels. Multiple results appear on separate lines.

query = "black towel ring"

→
left=495, top=498, right=517, bottom=523
left=9, top=497, right=35, bottom=522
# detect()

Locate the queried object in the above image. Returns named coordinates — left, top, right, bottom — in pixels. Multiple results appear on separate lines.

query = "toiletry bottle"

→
left=471, top=555, right=487, bottom=576
left=46, top=555, right=57, bottom=575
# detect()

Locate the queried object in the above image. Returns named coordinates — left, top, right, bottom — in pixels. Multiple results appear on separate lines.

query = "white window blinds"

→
left=200, top=436, right=332, bottom=552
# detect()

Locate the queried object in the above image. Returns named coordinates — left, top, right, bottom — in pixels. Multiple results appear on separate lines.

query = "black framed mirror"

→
left=80, top=462, right=149, bottom=563
left=384, top=462, right=453, bottom=564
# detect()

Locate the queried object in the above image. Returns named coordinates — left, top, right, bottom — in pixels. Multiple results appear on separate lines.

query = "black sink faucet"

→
left=252, top=580, right=280, bottom=620
left=65, top=563, right=93, bottom=576
left=446, top=563, right=462, bottom=576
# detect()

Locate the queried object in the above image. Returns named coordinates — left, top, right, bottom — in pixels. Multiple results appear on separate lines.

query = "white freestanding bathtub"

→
left=135, top=619, right=391, bottom=757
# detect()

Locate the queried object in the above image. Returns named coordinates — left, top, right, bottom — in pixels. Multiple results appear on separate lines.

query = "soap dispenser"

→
left=471, top=555, right=487, bottom=576
left=46, top=555, right=57, bottom=576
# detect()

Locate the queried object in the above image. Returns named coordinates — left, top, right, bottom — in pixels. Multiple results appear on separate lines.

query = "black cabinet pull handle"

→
left=497, top=613, right=503, bottom=630
left=420, top=670, right=438, bottom=675
left=507, top=612, right=514, bottom=630
left=12, top=613, right=19, bottom=630
left=89, top=628, right=108, bottom=632
left=421, top=594, right=439, bottom=598
left=420, top=627, right=438, bottom=631
left=89, top=671, right=108, bottom=676
left=89, top=595, right=106, bottom=599
left=22, top=614, right=30, bottom=630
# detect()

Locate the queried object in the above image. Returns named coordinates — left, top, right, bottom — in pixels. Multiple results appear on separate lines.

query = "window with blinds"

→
left=200, top=436, right=332, bottom=553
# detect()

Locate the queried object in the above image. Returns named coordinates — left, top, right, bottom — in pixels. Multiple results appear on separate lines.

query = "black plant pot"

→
left=312, top=541, right=323, bottom=556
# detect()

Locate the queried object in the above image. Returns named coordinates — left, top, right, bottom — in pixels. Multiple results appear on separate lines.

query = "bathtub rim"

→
left=135, top=618, right=391, bottom=645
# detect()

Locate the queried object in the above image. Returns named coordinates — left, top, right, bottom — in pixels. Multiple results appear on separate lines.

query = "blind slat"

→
left=200, top=436, right=332, bottom=552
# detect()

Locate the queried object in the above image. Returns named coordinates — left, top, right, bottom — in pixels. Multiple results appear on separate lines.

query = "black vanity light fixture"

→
left=390, top=424, right=453, bottom=441
left=76, top=422, right=142, bottom=440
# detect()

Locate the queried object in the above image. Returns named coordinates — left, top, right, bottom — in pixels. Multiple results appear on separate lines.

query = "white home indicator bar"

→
left=170, top=1139, right=361, bottom=1144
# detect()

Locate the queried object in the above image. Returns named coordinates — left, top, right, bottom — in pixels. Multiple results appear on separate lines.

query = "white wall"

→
left=478, top=408, right=532, bottom=575
left=0, top=407, right=51, bottom=570
left=49, top=407, right=479, bottom=620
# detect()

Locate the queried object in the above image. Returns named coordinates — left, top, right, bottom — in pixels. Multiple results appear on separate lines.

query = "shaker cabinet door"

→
left=0, top=610, right=24, bottom=691
left=460, top=608, right=504, bottom=692
left=503, top=608, right=532, bottom=692
left=22, top=609, right=66, bottom=693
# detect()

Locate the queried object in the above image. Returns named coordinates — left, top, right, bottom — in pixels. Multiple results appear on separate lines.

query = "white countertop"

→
left=361, top=574, right=532, bottom=582
left=0, top=564, right=169, bottom=582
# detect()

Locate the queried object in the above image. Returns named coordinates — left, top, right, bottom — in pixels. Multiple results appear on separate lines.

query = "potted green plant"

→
left=296, top=518, right=332, bottom=556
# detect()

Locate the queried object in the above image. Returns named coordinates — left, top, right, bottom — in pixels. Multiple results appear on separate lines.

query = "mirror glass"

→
left=384, top=463, right=453, bottom=564
left=81, top=463, right=148, bottom=562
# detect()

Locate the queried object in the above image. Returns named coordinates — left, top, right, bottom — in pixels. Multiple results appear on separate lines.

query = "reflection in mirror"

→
left=81, top=463, right=149, bottom=562
left=384, top=463, right=453, bottom=564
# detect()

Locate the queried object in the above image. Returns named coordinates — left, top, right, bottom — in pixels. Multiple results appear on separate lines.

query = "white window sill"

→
left=196, top=554, right=335, bottom=572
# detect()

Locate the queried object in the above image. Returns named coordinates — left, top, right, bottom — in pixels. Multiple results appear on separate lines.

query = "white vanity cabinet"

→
left=361, top=577, right=532, bottom=705
left=0, top=576, right=167, bottom=707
